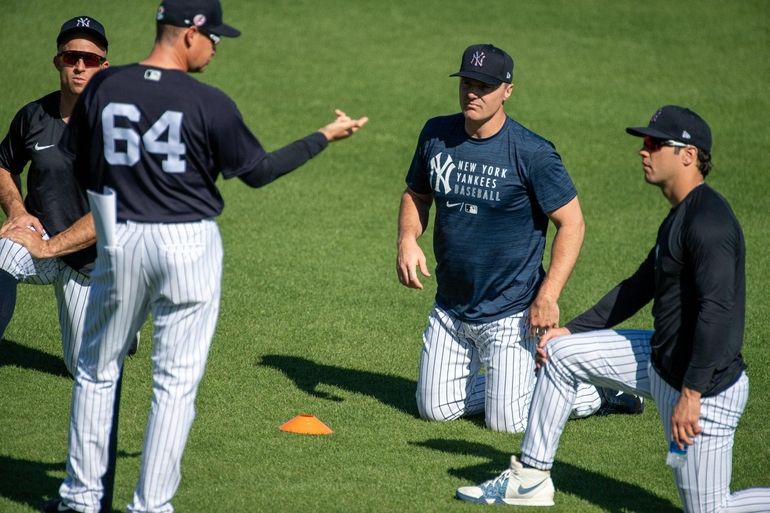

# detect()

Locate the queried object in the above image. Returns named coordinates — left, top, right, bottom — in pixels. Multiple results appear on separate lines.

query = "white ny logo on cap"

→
left=471, top=51, right=486, bottom=67
left=77, top=17, right=91, bottom=27
left=681, top=130, right=691, bottom=139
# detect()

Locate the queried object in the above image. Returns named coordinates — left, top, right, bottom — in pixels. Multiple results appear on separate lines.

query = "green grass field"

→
left=1, top=1, right=769, bottom=511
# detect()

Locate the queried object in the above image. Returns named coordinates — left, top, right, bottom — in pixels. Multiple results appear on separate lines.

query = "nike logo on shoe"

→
left=517, top=479, right=549, bottom=495
left=34, top=142, right=55, bottom=151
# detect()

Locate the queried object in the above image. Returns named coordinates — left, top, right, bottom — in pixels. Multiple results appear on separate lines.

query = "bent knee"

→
left=487, top=417, right=527, bottom=433
left=416, top=395, right=466, bottom=422
left=419, top=409, right=455, bottom=422
left=485, top=402, right=529, bottom=433
left=569, top=396, right=602, bottom=419
left=544, top=336, right=595, bottom=373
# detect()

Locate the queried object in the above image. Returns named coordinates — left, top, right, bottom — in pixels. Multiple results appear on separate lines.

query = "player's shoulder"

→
left=504, top=116, right=556, bottom=152
left=92, top=64, right=230, bottom=99
left=11, top=91, right=60, bottom=124
left=685, top=184, right=742, bottom=238
left=687, top=183, right=735, bottom=215
left=421, top=113, right=464, bottom=136
left=75, top=64, right=135, bottom=105
left=88, top=63, right=129, bottom=90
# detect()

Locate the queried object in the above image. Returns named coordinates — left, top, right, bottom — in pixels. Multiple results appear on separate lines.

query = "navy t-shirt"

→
left=0, top=91, right=95, bottom=275
left=406, top=114, right=577, bottom=322
left=61, top=64, right=268, bottom=222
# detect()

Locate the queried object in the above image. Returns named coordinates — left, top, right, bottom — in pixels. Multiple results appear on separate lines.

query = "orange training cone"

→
left=279, top=414, right=333, bottom=435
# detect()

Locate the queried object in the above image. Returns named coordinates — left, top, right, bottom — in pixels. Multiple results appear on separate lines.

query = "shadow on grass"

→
left=412, top=438, right=679, bottom=513
left=0, top=452, right=140, bottom=513
left=0, top=338, right=69, bottom=378
left=0, top=455, right=64, bottom=513
left=259, top=354, right=419, bottom=417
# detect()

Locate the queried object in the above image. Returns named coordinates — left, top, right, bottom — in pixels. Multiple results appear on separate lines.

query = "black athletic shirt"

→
left=0, top=91, right=95, bottom=274
left=62, top=64, right=327, bottom=222
left=566, top=184, right=746, bottom=396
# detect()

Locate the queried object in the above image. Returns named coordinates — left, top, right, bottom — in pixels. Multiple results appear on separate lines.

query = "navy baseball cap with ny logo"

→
left=57, top=16, right=109, bottom=49
left=626, top=105, right=712, bottom=152
left=450, top=44, right=514, bottom=85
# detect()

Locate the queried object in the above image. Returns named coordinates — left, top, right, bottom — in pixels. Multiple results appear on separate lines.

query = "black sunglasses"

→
left=57, top=50, right=106, bottom=68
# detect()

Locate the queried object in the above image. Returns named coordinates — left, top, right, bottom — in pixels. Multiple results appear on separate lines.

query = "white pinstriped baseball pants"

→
left=0, top=237, right=89, bottom=374
left=652, top=369, right=770, bottom=512
left=60, top=220, right=223, bottom=513
left=520, top=329, right=770, bottom=513
left=416, top=305, right=601, bottom=433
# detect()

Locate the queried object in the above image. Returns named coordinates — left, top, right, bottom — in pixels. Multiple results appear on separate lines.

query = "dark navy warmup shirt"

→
left=567, top=184, right=746, bottom=396
left=0, top=91, right=95, bottom=274
left=61, top=64, right=268, bottom=222
left=406, top=114, right=577, bottom=323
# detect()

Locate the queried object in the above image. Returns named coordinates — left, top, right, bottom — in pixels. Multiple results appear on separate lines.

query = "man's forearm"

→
left=0, top=168, right=25, bottom=218
left=540, top=212, right=584, bottom=301
left=397, top=189, right=431, bottom=246
left=44, top=212, right=96, bottom=257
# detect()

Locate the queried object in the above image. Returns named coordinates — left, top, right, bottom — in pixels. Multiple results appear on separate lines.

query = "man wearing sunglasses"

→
left=0, top=16, right=112, bottom=373
left=456, top=105, right=770, bottom=510
left=30, top=1, right=367, bottom=512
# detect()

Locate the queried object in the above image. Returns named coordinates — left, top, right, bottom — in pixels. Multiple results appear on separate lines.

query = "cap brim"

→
left=450, top=70, right=504, bottom=85
left=625, top=126, right=670, bottom=139
left=208, top=23, right=240, bottom=38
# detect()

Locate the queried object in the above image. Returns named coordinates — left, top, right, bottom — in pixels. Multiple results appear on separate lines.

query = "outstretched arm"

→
left=317, top=109, right=369, bottom=142
left=238, top=109, right=368, bottom=188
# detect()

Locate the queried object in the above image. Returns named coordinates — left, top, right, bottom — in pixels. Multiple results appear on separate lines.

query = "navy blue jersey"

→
left=61, top=64, right=267, bottom=222
left=406, top=114, right=577, bottom=322
left=0, top=91, right=95, bottom=275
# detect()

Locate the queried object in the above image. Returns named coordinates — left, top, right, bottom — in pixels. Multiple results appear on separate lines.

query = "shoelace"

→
left=480, top=469, right=512, bottom=497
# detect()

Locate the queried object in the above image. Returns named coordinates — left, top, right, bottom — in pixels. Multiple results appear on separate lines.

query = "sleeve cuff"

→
left=682, top=366, right=715, bottom=394
left=308, top=131, right=329, bottom=153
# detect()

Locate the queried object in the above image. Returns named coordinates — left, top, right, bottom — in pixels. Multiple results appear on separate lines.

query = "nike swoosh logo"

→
left=446, top=201, right=463, bottom=208
left=34, top=142, right=55, bottom=151
left=57, top=503, right=71, bottom=512
left=517, top=479, right=548, bottom=495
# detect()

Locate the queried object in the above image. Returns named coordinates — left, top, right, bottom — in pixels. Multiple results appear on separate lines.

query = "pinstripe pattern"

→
left=416, top=306, right=602, bottom=433
left=0, top=237, right=91, bottom=374
left=520, top=329, right=653, bottom=469
left=0, top=236, right=61, bottom=283
left=53, top=267, right=91, bottom=374
left=520, top=329, right=770, bottom=512
left=651, top=369, right=770, bottom=513
left=570, top=384, right=603, bottom=419
left=60, top=220, right=223, bottom=513
left=416, top=306, right=487, bottom=423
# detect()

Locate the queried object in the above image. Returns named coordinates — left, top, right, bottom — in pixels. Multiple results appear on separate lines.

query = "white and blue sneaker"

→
left=456, top=456, right=555, bottom=506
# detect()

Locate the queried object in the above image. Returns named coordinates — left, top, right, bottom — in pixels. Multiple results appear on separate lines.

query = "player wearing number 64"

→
left=34, top=0, right=368, bottom=512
